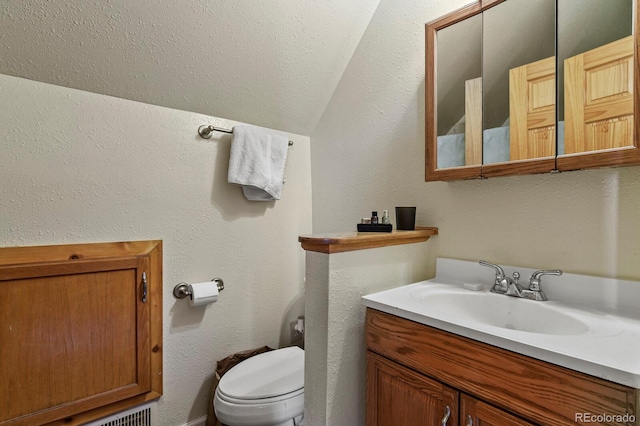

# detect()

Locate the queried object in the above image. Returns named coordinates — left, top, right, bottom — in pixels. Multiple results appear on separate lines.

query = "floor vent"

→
left=84, top=403, right=154, bottom=426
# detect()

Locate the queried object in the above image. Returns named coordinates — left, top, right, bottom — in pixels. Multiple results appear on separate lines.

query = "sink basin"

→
left=417, top=291, right=589, bottom=335
left=361, top=258, right=640, bottom=388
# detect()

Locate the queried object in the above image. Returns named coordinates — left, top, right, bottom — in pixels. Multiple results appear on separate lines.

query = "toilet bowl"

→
left=214, top=346, right=305, bottom=426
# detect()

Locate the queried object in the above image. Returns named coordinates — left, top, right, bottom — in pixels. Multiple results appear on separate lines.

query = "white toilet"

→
left=213, top=346, right=305, bottom=426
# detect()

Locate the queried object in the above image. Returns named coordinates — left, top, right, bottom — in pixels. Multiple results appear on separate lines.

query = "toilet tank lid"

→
left=218, top=346, right=304, bottom=400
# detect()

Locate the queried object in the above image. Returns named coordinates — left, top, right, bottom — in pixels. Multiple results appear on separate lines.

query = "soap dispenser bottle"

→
left=371, top=211, right=379, bottom=224
left=381, top=210, right=391, bottom=225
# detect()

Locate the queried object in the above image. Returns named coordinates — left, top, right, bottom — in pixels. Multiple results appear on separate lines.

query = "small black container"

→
left=395, top=207, right=416, bottom=230
left=357, top=223, right=393, bottom=233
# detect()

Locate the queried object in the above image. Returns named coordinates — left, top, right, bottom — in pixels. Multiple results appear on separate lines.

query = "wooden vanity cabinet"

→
left=367, top=352, right=533, bottom=426
left=366, top=308, right=639, bottom=426
left=0, top=241, right=163, bottom=426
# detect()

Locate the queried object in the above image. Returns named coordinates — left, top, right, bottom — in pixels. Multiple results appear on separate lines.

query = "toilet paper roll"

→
left=189, top=281, right=219, bottom=307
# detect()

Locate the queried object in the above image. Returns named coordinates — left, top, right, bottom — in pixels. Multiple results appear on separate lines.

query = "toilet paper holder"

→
left=173, top=278, right=224, bottom=300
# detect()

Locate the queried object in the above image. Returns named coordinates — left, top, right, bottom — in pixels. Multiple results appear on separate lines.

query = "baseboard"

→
left=182, top=415, right=207, bottom=426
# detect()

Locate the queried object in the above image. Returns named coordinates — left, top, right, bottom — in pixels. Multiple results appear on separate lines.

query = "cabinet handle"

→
left=466, top=414, right=473, bottom=426
left=441, top=405, right=451, bottom=426
left=142, top=272, right=148, bottom=303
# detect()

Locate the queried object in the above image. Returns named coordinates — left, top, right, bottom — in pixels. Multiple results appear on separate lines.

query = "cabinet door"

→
left=367, top=351, right=458, bottom=426
left=0, top=241, right=162, bottom=426
left=461, top=394, right=536, bottom=426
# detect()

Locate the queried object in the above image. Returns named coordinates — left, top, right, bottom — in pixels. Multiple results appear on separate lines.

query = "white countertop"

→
left=362, top=257, right=640, bottom=388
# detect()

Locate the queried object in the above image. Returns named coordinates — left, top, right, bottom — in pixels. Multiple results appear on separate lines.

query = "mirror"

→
left=482, top=0, right=555, bottom=165
left=426, top=0, right=640, bottom=181
left=557, top=0, right=634, bottom=157
left=435, top=13, right=482, bottom=170
left=426, top=2, right=483, bottom=180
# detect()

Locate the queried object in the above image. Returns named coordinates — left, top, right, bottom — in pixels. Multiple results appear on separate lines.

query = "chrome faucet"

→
left=526, top=269, right=563, bottom=300
left=479, top=260, right=512, bottom=294
left=480, top=261, right=562, bottom=301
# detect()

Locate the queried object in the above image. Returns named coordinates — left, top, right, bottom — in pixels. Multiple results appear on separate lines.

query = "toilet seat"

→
left=218, top=346, right=304, bottom=400
left=217, top=387, right=304, bottom=405
left=214, top=347, right=305, bottom=426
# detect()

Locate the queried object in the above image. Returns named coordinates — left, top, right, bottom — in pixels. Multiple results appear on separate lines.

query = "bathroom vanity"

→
left=366, top=309, right=636, bottom=425
left=363, top=258, right=640, bottom=425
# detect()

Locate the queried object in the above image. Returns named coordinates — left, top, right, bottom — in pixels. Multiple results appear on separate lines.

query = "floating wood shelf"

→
left=298, top=226, right=438, bottom=254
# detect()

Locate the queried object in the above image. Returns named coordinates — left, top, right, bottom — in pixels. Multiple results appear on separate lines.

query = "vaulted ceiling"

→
left=0, top=0, right=381, bottom=135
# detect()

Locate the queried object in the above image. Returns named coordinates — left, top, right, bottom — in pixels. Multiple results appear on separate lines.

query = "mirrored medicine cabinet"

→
left=425, top=0, right=639, bottom=181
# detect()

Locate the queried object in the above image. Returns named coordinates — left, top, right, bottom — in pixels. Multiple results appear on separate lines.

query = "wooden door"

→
left=509, top=56, right=556, bottom=161
left=465, top=77, right=483, bottom=166
left=0, top=241, right=162, bottom=426
left=367, top=351, right=458, bottom=426
left=461, top=394, right=536, bottom=426
left=564, top=36, right=634, bottom=154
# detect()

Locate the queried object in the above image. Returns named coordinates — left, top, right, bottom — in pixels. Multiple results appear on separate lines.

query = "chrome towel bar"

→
left=198, top=124, right=293, bottom=146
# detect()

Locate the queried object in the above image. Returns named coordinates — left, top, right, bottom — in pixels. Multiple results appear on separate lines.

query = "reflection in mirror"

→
left=482, top=0, right=555, bottom=164
left=558, top=0, right=633, bottom=156
left=436, top=14, right=482, bottom=169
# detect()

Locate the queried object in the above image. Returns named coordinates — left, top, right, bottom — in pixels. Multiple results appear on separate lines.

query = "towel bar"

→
left=198, top=124, right=293, bottom=146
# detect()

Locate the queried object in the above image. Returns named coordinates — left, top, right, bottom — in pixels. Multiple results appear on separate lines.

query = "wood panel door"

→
left=564, top=35, right=634, bottom=154
left=509, top=56, right=556, bottom=161
left=0, top=241, right=162, bottom=426
left=465, top=77, right=483, bottom=166
left=461, top=394, right=536, bottom=426
left=367, top=351, right=458, bottom=426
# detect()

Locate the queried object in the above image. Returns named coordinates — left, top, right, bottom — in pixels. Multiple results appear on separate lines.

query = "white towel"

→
left=227, top=125, right=289, bottom=201
left=482, top=126, right=510, bottom=164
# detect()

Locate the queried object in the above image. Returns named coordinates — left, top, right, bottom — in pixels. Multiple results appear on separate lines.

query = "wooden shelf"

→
left=298, top=226, right=438, bottom=254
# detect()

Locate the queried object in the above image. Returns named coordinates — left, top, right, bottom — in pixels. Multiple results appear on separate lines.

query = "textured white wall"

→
left=0, top=74, right=312, bottom=425
left=303, top=252, right=330, bottom=424
left=311, top=0, right=640, bottom=281
left=304, top=243, right=430, bottom=426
